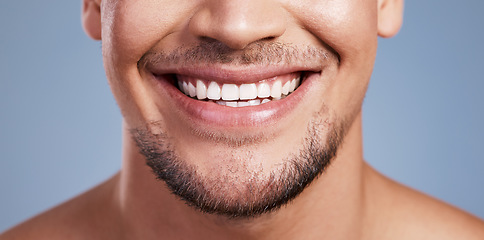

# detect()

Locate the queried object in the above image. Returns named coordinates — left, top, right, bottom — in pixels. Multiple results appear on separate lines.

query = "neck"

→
left=115, top=113, right=367, bottom=240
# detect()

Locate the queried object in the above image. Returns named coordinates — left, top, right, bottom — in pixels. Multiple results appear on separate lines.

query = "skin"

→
left=2, top=0, right=484, bottom=239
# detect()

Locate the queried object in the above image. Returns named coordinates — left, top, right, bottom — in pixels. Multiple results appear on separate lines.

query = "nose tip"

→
left=188, top=1, right=286, bottom=50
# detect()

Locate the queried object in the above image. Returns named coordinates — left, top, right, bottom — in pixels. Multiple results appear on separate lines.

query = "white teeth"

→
left=289, top=78, right=296, bottom=92
left=271, top=81, right=282, bottom=98
left=257, top=83, right=271, bottom=98
left=178, top=76, right=302, bottom=103
left=226, top=101, right=238, bottom=107
left=221, top=84, right=239, bottom=100
left=248, top=99, right=261, bottom=106
left=239, top=83, right=258, bottom=100
left=188, top=82, right=196, bottom=97
left=178, top=80, right=188, bottom=95
left=182, top=81, right=189, bottom=95
left=196, top=80, right=207, bottom=99
left=282, top=81, right=290, bottom=95
left=261, top=99, right=271, bottom=104
left=214, top=99, right=266, bottom=107
left=207, top=81, right=221, bottom=100
left=237, top=101, right=250, bottom=107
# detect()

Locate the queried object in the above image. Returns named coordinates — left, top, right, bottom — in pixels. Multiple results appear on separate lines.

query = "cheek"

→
left=289, top=0, right=378, bottom=60
left=288, top=0, right=378, bottom=116
left=99, top=0, right=198, bottom=127
left=101, top=0, right=195, bottom=64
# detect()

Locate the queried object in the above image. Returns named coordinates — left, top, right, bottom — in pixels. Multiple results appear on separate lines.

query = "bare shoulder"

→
left=0, top=173, right=121, bottom=240
left=364, top=165, right=484, bottom=240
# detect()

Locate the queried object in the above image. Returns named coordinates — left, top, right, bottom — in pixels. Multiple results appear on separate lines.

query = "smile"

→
left=147, top=67, right=320, bottom=128
left=175, top=72, right=302, bottom=107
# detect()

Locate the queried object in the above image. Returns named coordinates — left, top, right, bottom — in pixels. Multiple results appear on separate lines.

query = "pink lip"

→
left=149, top=68, right=320, bottom=128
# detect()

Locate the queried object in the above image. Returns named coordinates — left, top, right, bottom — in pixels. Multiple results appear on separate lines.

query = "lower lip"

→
left=151, top=72, right=318, bottom=128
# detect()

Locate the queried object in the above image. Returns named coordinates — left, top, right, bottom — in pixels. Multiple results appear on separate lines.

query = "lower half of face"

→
left=101, top=0, right=378, bottom=217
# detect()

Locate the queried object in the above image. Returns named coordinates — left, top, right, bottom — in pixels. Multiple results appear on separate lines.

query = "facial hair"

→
left=132, top=41, right=347, bottom=218
left=130, top=117, right=346, bottom=218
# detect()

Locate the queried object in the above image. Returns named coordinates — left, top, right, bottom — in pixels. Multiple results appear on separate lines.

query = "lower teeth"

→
left=213, top=96, right=286, bottom=107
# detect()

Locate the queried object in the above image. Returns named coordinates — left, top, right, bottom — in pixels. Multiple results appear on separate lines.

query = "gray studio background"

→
left=1, top=0, right=483, bottom=231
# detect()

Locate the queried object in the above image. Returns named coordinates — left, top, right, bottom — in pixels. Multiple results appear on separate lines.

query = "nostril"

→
left=261, top=36, right=276, bottom=41
left=198, top=36, right=218, bottom=43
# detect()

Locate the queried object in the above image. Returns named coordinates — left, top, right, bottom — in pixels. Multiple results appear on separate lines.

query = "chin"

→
left=130, top=111, right=347, bottom=218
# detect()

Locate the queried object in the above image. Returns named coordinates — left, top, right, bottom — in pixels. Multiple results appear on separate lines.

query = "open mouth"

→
left=148, top=68, right=318, bottom=127
left=173, top=72, right=305, bottom=107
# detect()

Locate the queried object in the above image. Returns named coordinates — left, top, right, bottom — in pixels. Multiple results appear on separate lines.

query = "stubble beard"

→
left=130, top=115, right=347, bottom=218
left=130, top=42, right=349, bottom=218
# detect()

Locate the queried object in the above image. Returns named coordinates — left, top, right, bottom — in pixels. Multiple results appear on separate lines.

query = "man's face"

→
left=92, top=0, right=396, bottom=217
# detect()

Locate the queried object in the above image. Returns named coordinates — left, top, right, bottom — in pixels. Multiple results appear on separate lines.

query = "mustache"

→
left=138, top=41, right=336, bottom=69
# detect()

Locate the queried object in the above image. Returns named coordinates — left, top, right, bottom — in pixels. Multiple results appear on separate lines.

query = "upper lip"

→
left=138, top=50, right=330, bottom=127
left=138, top=41, right=337, bottom=84
left=145, top=63, right=322, bottom=84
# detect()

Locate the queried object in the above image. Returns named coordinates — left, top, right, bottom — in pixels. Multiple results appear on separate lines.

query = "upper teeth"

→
left=177, top=77, right=301, bottom=106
